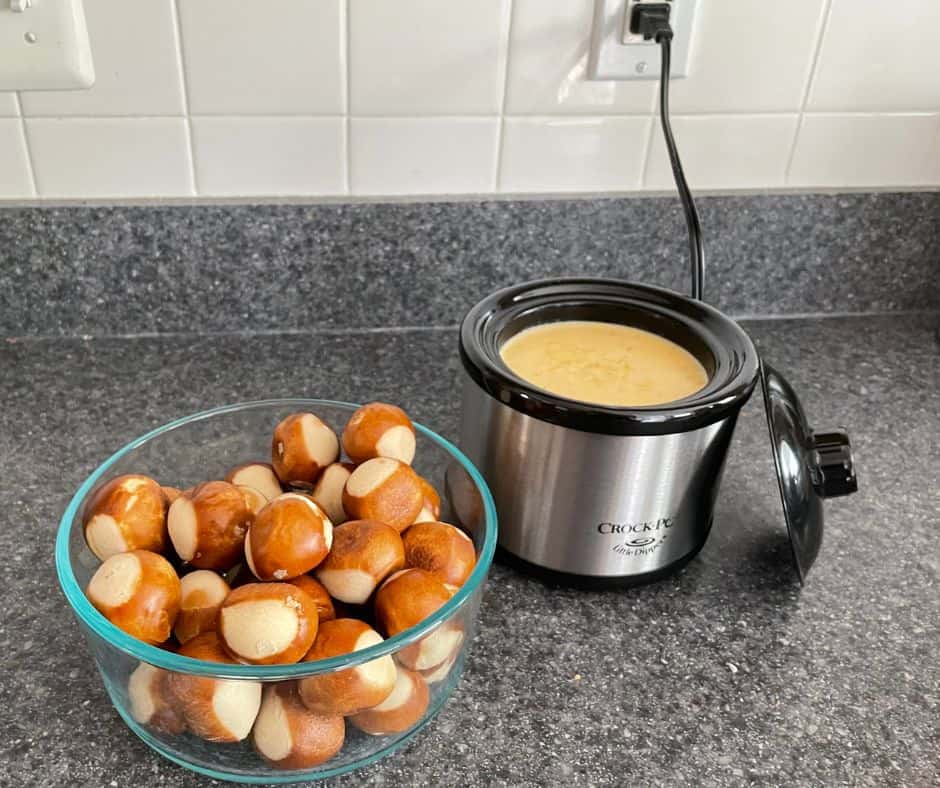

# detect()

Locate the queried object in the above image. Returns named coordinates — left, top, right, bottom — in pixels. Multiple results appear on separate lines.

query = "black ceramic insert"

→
left=459, top=278, right=760, bottom=436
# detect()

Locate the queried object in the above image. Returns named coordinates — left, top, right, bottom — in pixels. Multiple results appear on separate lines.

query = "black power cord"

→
left=631, top=3, right=705, bottom=301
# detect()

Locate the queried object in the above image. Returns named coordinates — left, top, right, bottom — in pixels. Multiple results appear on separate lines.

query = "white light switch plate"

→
left=0, top=0, right=94, bottom=90
left=589, top=0, right=698, bottom=80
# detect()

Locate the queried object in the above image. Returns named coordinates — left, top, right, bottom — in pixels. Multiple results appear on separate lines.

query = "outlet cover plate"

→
left=0, top=0, right=94, bottom=90
left=589, top=0, right=698, bottom=80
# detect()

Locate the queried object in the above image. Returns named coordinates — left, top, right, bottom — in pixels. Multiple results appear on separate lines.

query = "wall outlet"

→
left=589, top=0, right=698, bottom=80
left=0, top=0, right=94, bottom=90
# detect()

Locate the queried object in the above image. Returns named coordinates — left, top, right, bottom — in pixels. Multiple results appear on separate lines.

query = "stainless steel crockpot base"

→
left=495, top=535, right=709, bottom=589
left=461, top=376, right=738, bottom=578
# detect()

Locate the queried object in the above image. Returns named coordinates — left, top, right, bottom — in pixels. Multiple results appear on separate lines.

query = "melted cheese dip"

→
left=499, top=320, right=708, bottom=407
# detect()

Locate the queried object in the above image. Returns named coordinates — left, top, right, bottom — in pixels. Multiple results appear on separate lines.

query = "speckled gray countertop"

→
left=1, top=313, right=938, bottom=787
left=2, top=193, right=939, bottom=337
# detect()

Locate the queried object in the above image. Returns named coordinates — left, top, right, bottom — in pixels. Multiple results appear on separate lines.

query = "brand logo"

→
left=597, top=517, right=674, bottom=535
left=599, top=517, right=677, bottom=558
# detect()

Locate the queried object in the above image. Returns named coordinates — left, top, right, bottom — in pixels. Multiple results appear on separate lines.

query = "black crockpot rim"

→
left=459, top=277, right=760, bottom=436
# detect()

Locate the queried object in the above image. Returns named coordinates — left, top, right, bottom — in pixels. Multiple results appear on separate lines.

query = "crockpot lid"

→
left=760, top=361, right=857, bottom=584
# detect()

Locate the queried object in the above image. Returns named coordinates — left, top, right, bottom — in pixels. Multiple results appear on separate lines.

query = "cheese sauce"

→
left=499, top=320, right=708, bottom=407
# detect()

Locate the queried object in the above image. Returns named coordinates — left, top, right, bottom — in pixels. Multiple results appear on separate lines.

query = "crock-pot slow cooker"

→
left=459, top=277, right=857, bottom=586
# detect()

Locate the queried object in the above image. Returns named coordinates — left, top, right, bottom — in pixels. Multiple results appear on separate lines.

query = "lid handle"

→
left=811, top=430, right=857, bottom=498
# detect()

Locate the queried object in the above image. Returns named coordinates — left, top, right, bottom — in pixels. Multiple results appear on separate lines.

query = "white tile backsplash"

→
left=925, top=127, right=940, bottom=186
left=787, top=114, right=940, bottom=188
left=500, top=117, right=650, bottom=193
left=350, top=117, right=499, bottom=195
left=179, top=0, right=344, bottom=115
left=0, top=120, right=33, bottom=198
left=505, top=0, right=654, bottom=115
left=349, top=0, right=510, bottom=115
left=192, top=117, right=345, bottom=196
left=645, top=115, right=798, bottom=190
left=0, top=94, right=18, bottom=117
left=27, top=118, right=193, bottom=198
left=808, top=0, right=940, bottom=112
left=20, top=0, right=184, bottom=117
left=4, top=0, right=940, bottom=200
left=668, top=0, right=828, bottom=113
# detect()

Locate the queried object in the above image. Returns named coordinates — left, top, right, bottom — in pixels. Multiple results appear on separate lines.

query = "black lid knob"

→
left=811, top=430, right=857, bottom=498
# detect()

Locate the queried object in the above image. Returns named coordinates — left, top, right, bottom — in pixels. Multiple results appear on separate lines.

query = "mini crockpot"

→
left=458, top=278, right=857, bottom=587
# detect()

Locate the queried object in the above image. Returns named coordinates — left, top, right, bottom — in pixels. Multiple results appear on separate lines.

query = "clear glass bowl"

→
left=55, top=399, right=497, bottom=784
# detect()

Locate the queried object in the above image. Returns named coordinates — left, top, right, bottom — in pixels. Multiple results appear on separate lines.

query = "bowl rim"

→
left=55, top=398, right=498, bottom=680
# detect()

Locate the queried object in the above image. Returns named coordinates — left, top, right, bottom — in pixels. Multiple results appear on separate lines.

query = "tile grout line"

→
left=639, top=36, right=661, bottom=190
left=171, top=0, right=199, bottom=196
left=342, top=0, right=351, bottom=195
left=493, top=0, right=515, bottom=193
left=10, top=110, right=937, bottom=121
left=638, top=113, right=658, bottom=190
left=784, top=0, right=834, bottom=185
left=13, top=93, right=39, bottom=198
left=0, top=184, right=938, bottom=209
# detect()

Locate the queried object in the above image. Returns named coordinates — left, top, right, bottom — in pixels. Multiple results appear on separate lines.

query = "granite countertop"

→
left=1, top=312, right=937, bottom=787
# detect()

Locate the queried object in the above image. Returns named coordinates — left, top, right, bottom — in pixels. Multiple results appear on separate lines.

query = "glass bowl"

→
left=55, top=399, right=497, bottom=784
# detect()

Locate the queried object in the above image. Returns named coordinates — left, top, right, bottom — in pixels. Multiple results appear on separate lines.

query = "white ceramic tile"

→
left=668, top=0, right=827, bottom=113
left=180, top=0, right=343, bottom=115
left=499, top=117, right=650, bottom=193
left=505, top=0, right=654, bottom=115
left=192, top=117, right=344, bottom=196
left=787, top=114, right=940, bottom=188
left=925, top=126, right=940, bottom=186
left=0, top=94, right=17, bottom=117
left=27, top=118, right=193, bottom=198
left=349, top=0, right=510, bottom=115
left=350, top=117, right=498, bottom=195
left=20, top=0, right=183, bottom=117
left=808, top=0, right=940, bottom=112
left=0, top=120, right=33, bottom=198
left=644, top=115, right=798, bottom=190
